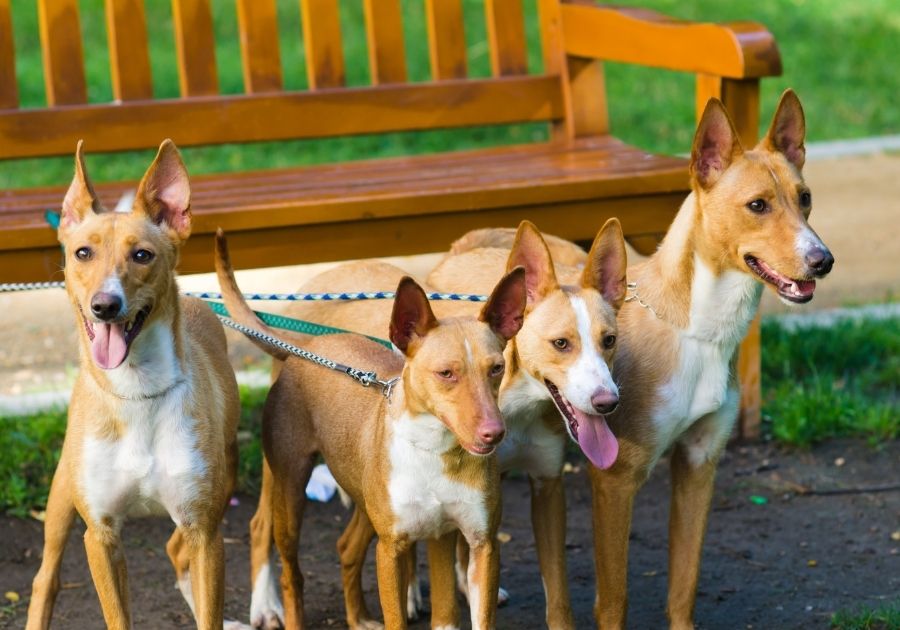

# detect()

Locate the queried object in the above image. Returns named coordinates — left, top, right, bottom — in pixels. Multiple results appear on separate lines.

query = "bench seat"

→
left=0, top=136, right=688, bottom=281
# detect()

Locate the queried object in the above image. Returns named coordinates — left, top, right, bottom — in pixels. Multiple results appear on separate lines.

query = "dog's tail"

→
left=214, top=229, right=291, bottom=362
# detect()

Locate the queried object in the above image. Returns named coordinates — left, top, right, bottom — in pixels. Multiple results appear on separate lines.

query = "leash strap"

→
left=185, top=290, right=487, bottom=302
left=217, top=314, right=400, bottom=400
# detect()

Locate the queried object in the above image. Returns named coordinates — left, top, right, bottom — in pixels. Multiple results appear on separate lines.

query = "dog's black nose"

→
left=591, top=389, right=619, bottom=415
left=91, top=292, right=123, bottom=321
left=806, top=247, right=834, bottom=277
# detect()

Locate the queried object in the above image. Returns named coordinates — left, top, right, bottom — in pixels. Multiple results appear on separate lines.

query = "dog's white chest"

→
left=80, top=386, right=208, bottom=527
left=652, top=259, right=761, bottom=453
left=387, top=413, right=488, bottom=540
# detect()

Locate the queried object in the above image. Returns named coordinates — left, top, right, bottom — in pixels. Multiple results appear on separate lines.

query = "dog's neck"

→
left=82, top=282, right=189, bottom=402
left=387, top=377, right=458, bottom=455
left=634, top=193, right=762, bottom=348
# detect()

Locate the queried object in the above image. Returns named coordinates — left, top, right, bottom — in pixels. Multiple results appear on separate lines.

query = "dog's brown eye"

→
left=602, top=334, right=617, bottom=349
left=489, top=363, right=504, bottom=377
left=747, top=199, right=768, bottom=214
left=553, top=338, right=569, bottom=350
left=75, top=247, right=92, bottom=261
left=800, top=191, right=812, bottom=207
left=437, top=369, right=453, bottom=380
left=132, top=249, right=154, bottom=264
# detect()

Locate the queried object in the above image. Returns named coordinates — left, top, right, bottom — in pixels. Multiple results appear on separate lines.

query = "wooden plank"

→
left=485, top=0, right=528, bottom=76
left=0, top=0, right=18, bottom=108
left=105, top=0, right=153, bottom=101
left=560, top=3, right=782, bottom=79
left=0, top=192, right=683, bottom=282
left=236, top=0, right=283, bottom=93
left=565, top=56, right=607, bottom=137
left=0, top=76, right=564, bottom=159
left=363, top=0, right=406, bottom=85
left=301, top=0, right=345, bottom=89
left=697, top=76, right=763, bottom=439
left=172, top=0, right=219, bottom=96
left=425, top=0, right=467, bottom=80
left=37, top=0, right=87, bottom=105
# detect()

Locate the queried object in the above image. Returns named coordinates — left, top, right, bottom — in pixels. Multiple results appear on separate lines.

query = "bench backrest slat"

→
left=486, top=0, right=529, bottom=76
left=172, top=0, right=219, bottom=96
left=37, top=0, right=88, bottom=105
left=0, top=0, right=17, bottom=109
left=425, top=0, right=468, bottom=80
left=364, top=0, right=407, bottom=85
left=105, top=0, right=153, bottom=101
left=237, top=0, right=283, bottom=93
left=301, top=0, right=346, bottom=89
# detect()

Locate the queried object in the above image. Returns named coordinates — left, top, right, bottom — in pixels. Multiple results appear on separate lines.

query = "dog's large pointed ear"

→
left=761, top=89, right=806, bottom=170
left=690, top=98, right=743, bottom=190
left=480, top=266, right=526, bottom=341
left=582, top=218, right=627, bottom=311
left=506, top=221, right=559, bottom=306
left=135, top=139, right=192, bottom=242
left=390, top=277, right=439, bottom=356
left=60, top=140, right=102, bottom=237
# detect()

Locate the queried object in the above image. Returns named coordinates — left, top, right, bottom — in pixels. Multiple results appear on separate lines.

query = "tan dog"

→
left=25, top=141, right=241, bottom=630
left=215, top=232, right=527, bottom=629
left=438, top=90, right=834, bottom=629
left=242, top=218, right=626, bottom=629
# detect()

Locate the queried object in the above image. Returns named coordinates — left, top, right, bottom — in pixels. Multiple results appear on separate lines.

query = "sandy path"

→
left=0, top=153, right=897, bottom=398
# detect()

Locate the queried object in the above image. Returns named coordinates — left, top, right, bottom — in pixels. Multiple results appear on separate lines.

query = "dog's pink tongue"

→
left=91, top=322, right=128, bottom=370
left=574, top=408, right=619, bottom=470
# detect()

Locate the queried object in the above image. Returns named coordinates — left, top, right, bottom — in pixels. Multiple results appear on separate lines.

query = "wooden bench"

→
left=0, top=1, right=781, bottom=437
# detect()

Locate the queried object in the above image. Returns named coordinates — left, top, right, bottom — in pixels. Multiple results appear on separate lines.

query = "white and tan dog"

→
left=242, top=218, right=626, bottom=629
left=440, top=90, right=834, bottom=629
left=26, top=141, right=241, bottom=630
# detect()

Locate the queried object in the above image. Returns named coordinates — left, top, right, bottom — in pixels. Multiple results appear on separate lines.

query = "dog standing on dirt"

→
left=441, top=90, right=834, bottom=629
left=26, top=141, right=241, bottom=630
left=215, top=231, right=527, bottom=629
left=243, top=218, right=626, bottom=629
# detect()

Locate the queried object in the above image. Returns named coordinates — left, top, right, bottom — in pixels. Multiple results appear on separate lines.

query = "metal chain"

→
left=217, top=314, right=400, bottom=400
left=0, top=281, right=487, bottom=303
left=624, top=282, right=662, bottom=320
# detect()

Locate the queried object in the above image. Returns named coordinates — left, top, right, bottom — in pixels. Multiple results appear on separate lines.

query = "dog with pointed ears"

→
left=26, top=141, right=241, bottom=630
left=438, top=90, right=834, bottom=628
left=215, top=230, right=528, bottom=630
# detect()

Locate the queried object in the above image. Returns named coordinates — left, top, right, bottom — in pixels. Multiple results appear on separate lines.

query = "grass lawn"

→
left=831, top=600, right=900, bottom=630
left=2, top=314, right=896, bottom=517
left=1, top=0, right=899, bottom=189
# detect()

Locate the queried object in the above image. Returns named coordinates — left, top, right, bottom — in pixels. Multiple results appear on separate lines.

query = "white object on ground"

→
left=305, top=463, right=338, bottom=502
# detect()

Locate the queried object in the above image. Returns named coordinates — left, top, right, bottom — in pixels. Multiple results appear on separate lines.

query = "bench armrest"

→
left=559, top=1, right=782, bottom=79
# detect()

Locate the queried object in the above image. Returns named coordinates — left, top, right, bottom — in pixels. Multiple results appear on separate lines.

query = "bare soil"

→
left=2, top=439, right=897, bottom=629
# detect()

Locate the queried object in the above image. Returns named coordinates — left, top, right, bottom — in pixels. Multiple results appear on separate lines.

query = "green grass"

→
left=832, top=600, right=900, bottom=630
left=761, top=317, right=899, bottom=447
left=1, top=0, right=899, bottom=189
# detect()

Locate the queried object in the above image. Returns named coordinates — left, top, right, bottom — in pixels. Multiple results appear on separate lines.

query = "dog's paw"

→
left=406, top=575, right=426, bottom=621
left=352, top=620, right=385, bottom=630
left=224, top=620, right=255, bottom=630
left=249, top=610, right=284, bottom=630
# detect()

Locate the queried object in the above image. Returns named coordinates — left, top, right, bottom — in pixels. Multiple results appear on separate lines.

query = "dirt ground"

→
left=1, top=439, right=897, bottom=629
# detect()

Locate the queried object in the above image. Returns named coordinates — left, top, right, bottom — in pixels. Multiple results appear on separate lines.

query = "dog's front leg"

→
left=589, top=466, right=640, bottom=630
left=426, top=531, right=460, bottom=629
left=530, top=474, right=574, bottom=629
left=183, top=525, right=226, bottom=630
left=26, top=455, right=77, bottom=630
left=375, top=537, right=410, bottom=630
left=466, top=538, right=500, bottom=630
left=337, top=507, right=379, bottom=630
left=83, top=522, right=132, bottom=630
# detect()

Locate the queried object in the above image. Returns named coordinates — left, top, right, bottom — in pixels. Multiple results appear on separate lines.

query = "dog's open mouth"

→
left=82, top=305, right=152, bottom=370
left=545, top=380, right=619, bottom=470
left=744, top=255, right=816, bottom=304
